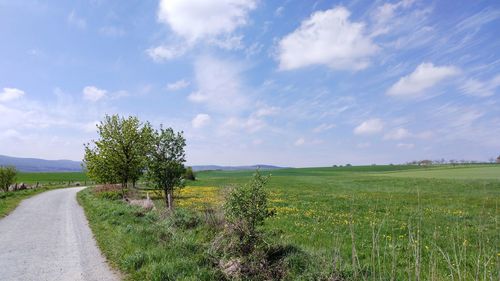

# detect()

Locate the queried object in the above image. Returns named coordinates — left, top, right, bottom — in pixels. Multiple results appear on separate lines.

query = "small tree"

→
left=184, top=166, right=196, bottom=181
left=83, top=115, right=153, bottom=197
left=0, top=166, right=17, bottom=192
left=223, top=170, right=273, bottom=255
left=146, top=126, right=186, bottom=210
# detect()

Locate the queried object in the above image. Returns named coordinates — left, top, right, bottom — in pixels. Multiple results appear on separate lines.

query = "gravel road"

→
left=0, top=187, right=120, bottom=281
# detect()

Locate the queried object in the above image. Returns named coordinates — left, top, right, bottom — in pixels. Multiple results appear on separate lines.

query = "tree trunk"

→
left=121, top=182, right=126, bottom=198
left=166, top=188, right=174, bottom=210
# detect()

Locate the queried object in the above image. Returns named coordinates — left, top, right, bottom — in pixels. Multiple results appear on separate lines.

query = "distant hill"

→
left=191, top=165, right=286, bottom=172
left=0, top=155, right=82, bottom=172
left=0, top=155, right=285, bottom=173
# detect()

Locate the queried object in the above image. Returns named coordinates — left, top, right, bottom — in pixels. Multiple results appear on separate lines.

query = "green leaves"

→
left=83, top=114, right=187, bottom=207
left=146, top=126, right=186, bottom=208
left=224, top=170, right=272, bottom=237
left=83, top=115, right=153, bottom=190
left=0, top=166, right=17, bottom=192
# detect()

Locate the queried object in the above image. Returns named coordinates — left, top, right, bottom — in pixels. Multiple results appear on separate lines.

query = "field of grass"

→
left=16, top=172, right=88, bottom=184
left=374, top=165, right=500, bottom=180
left=77, top=164, right=500, bottom=280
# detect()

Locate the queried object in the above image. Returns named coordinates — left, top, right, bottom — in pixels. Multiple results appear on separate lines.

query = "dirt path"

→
left=0, top=187, right=120, bottom=281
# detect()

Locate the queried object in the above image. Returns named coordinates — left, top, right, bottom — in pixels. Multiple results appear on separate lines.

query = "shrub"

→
left=93, top=184, right=123, bottom=200
left=210, top=170, right=275, bottom=278
left=167, top=208, right=201, bottom=229
left=0, top=166, right=17, bottom=192
left=184, top=166, right=196, bottom=181
left=223, top=170, right=273, bottom=255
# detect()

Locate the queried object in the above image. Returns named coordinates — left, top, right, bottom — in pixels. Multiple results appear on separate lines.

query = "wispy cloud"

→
left=387, top=62, right=460, bottom=98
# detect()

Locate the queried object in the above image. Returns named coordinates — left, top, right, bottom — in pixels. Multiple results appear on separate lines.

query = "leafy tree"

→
left=146, top=126, right=186, bottom=210
left=83, top=115, right=153, bottom=197
left=184, top=166, right=196, bottom=181
left=0, top=166, right=17, bottom=192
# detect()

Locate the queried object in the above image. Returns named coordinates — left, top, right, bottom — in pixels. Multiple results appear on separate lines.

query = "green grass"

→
left=79, top=165, right=500, bottom=280
left=374, top=165, right=500, bottom=180
left=16, top=172, right=88, bottom=184
left=77, top=188, right=223, bottom=281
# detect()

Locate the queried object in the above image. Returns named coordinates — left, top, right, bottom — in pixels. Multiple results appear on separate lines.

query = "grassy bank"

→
left=78, top=186, right=329, bottom=280
left=79, top=165, right=500, bottom=280
left=77, top=188, right=222, bottom=280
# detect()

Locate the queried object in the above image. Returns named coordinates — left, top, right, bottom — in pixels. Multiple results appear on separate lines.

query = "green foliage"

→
left=0, top=166, right=17, bottom=192
left=184, top=166, right=196, bottom=181
left=146, top=126, right=186, bottom=209
left=223, top=170, right=273, bottom=246
left=83, top=114, right=154, bottom=195
left=166, top=208, right=200, bottom=229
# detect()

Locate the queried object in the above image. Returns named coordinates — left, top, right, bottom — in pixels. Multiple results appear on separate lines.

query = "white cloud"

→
left=167, top=79, right=190, bottom=91
left=275, top=6, right=284, bottom=17
left=387, top=62, right=460, bottom=97
left=384, top=127, right=411, bottom=140
left=222, top=116, right=265, bottom=134
left=83, top=86, right=107, bottom=102
left=192, top=113, right=211, bottom=129
left=146, top=44, right=187, bottom=62
left=357, top=142, right=371, bottom=148
left=277, top=6, right=378, bottom=71
left=83, top=121, right=99, bottom=133
left=99, top=26, right=126, bottom=37
left=252, top=138, right=263, bottom=145
left=188, top=56, right=248, bottom=113
left=157, top=0, right=256, bottom=43
left=370, top=0, right=416, bottom=37
left=208, top=35, right=244, bottom=50
left=67, top=11, right=86, bottom=29
left=0, top=88, right=25, bottom=102
left=354, top=118, right=384, bottom=135
left=294, top=137, right=305, bottom=146
left=397, top=143, right=415, bottom=149
left=313, top=123, right=335, bottom=133
left=254, top=106, right=279, bottom=117
left=460, top=74, right=500, bottom=97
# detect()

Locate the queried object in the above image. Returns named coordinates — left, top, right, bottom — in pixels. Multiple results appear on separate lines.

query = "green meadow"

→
left=74, top=165, right=500, bottom=280
left=16, top=172, right=89, bottom=184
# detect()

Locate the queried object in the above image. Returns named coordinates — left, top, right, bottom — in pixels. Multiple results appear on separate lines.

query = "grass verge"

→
left=77, top=187, right=222, bottom=281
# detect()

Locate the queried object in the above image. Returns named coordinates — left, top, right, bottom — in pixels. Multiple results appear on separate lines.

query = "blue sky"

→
left=0, top=0, right=499, bottom=166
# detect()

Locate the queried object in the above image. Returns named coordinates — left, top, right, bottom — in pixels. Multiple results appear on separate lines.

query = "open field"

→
left=16, top=172, right=88, bottom=184
left=374, top=165, right=500, bottom=180
left=75, top=164, right=500, bottom=280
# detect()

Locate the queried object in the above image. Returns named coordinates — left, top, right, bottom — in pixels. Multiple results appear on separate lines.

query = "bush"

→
left=167, top=208, right=201, bottom=229
left=93, top=184, right=123, bottom=200
left=210, top=170, right=276, bottom=278
left=223, top=170, right=273, bottom=255
left=0, top=166, right=17, bottom=192
left=184, top=166, right=196, bottom=181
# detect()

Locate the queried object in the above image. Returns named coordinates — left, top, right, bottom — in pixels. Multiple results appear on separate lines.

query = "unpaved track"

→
left=0, top=187, right=120, bottom=281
